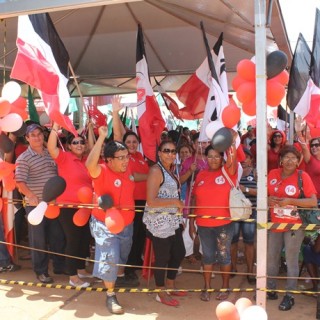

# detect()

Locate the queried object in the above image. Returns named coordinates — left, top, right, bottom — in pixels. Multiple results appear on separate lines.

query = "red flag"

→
left=10, top=14, right=77, bottom=136
left=176, top=58, right=210, bottom=120
left=136, top=25, right=165, bottom=162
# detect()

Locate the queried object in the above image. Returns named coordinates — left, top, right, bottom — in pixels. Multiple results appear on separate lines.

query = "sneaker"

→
left=37, top=273, right=54, bottom=284
left=106, top=294, right=124, bottom=314
left=0, top=264, right=21, bottom=273
left=115, top=275, right=140, bottom=288
left=279, top=295, right=295, bottom=311
left=267, top=291, right=278, bottom=300
left=69, top=280, right=90, bottom=288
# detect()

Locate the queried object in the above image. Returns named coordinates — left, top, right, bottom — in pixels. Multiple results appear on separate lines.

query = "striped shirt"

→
left=15, top=146, right=57, bottom=201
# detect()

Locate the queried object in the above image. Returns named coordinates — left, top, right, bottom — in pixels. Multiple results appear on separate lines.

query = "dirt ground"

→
left=0, top=246, right=318, bottom=320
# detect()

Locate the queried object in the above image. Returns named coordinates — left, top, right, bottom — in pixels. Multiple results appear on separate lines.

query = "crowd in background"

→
left=1, top=103, right=320, bottom=314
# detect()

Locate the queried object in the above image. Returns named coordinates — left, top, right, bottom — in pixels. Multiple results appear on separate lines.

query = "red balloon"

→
left=45, top=205, right=60, bottom=219
left=222, top=104, right=241, bottom=128
left=9, top=104, right=28, bottom=120
left=236, top=82, right=256, bottom=104
left=0, top=98, right=12, bottom=118
left=0, top=161, right=16, bottom=178
left=121, top=209, right=135, bottom=226
left=216, top=301, right=240, bottom=320
left=105, top=208, right=125, bottom=234
left=77, top=186, right=93, bottom=203
left=231, top=76, right=247, bottom=91
left=271, top=70, right=289, bottom=86
left=11, top=97, right=27, bottom=110
left=73, top=208, right=91, bottom=226
left=3, top=172, right=15, bottom=191
left=267, top=80, right=285, bottom=106
left=242, top=99, right=257, bottom=116
left=237, top=59, right=256, bottom=81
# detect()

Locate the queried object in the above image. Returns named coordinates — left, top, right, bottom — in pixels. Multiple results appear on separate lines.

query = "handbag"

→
left=222, top=167, right=252, bottom=220
left=297, top=170, right=320, bottom=225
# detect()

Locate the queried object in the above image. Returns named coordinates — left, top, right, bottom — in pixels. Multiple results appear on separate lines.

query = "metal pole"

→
left=255, top=0, right=268, bottom=309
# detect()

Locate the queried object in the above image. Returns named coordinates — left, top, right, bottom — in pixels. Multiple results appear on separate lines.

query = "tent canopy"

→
left=0, top=0, right=292, bottom=97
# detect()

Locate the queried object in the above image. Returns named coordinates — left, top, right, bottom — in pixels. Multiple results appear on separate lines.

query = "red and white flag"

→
left=10, top=13, right=77, bottom=136
left=136, top=25, right=165, bottom=162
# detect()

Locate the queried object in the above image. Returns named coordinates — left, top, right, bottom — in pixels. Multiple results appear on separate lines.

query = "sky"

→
left=280, top=0, right=320, bottom=51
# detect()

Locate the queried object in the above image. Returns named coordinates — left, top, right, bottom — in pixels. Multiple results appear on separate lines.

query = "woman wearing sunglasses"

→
left=189, top=133, right=238, bottom=302
left=268, top=130, right=286, bottom=172
left=267, top=145, right=317, bottom=311
left=296, top=118, right=320, bottom=205
left=143, top=140, right=186, bottom=307
left=47, top=122, right=94, bottom=288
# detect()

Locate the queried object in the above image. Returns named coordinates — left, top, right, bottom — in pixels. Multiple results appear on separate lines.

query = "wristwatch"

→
left=245, top=187, right=249, bottom=193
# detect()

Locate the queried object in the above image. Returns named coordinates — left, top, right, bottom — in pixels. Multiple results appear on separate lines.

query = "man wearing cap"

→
left=15, top=123, right=65, bottom=284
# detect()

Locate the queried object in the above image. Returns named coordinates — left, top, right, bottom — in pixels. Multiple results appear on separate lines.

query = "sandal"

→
left=200, top=291, right=211, bottom=301
left=156, top=293, right=179, bottom=307
left=216, top=291, right=230, bottom=301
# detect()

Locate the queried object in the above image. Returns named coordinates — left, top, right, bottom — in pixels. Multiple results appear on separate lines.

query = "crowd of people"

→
left=1, top=102, right=320, bottom=315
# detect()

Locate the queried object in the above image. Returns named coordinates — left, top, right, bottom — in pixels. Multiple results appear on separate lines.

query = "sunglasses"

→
left=113, top=154, right=130, bottom=161
left=310, top=143, right=320, bottom=148
left=161, top=148, right=177, bottom=155
left=273, top=134, right=282, bottom=138
left=71, top=140, right=85, bottom=145
left=207, top=155, right=222, bottom=160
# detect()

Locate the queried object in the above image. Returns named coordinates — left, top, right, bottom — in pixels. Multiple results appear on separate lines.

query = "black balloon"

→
left=211, top=127, right=233, bottom=152
left=12, top=122, right=27, bottom=137
left=42, top=176, right=66, bottom=202
left=266, top=50, right=288, bottom=79
left=98, top=194, right=114, bottom=210
left=0, top=132, right=14, bottom=153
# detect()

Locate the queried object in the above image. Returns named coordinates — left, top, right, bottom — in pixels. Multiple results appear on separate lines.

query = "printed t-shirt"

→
left=92, top=164, right=135, bottom=223
left=128, top=151, right=149, bottom=200
left=268, top=168, right=317, bottom=232
left=192, top=166, right=237, bottom=227
left=55, top=151, right=93, bottom=203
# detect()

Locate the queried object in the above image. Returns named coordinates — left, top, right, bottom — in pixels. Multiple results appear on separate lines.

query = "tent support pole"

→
left=255, top=0, right=268, bottom=309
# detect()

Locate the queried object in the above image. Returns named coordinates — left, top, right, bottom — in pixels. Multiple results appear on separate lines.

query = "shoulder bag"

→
left=222, top=167, right=252, bottom=220
left=297, top=170, right=320, bottom=225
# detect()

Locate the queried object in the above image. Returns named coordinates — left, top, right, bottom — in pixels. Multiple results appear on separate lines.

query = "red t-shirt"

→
left=92, top=164, right=135, bottom=222
left=55, top=151, right=93, bottom=203
left=306, top=156, right=320, bottom=198
left=268, top=168, right=317, bottom=231
left=192, top=166, right=237, bottom=227
left=128, top=152, right=149, bottom=200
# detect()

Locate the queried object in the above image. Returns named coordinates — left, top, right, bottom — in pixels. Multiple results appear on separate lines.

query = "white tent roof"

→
left=0, top=0, right=292, bottom=97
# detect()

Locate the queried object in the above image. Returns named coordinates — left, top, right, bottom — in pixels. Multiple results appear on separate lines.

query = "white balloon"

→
left=27, top=201, right=47, bottom=225
left=240, top=305, right=268, bottom=320
left=2, top=81, right=21, bottom=103
left=0, top=113, right=23, bottom=132
left=205, top=120, right=223, bottom=140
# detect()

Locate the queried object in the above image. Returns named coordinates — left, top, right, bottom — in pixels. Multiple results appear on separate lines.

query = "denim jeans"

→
left=26, top=206, right=65, bottom=275
left=0, top=215, right=10, bottom=267
left=198, top=223, right=234, bottom=265
left=90, top=217, right=133, bottom=282
left=267, top=230, right=304, bottom=291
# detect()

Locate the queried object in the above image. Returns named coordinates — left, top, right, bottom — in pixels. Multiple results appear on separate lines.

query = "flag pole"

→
left=68, top=62, right=88, bottom=128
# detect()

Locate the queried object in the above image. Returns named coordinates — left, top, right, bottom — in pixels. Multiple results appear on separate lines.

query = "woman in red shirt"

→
left=267, top=145, right=317, bottom=311
left=189, top=134, right=237, bottom=302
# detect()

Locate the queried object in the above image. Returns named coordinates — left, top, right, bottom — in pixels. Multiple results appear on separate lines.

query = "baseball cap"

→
left=26, top=124, right=43, bottom=135
left=243, top=147, right=253, bottom=157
